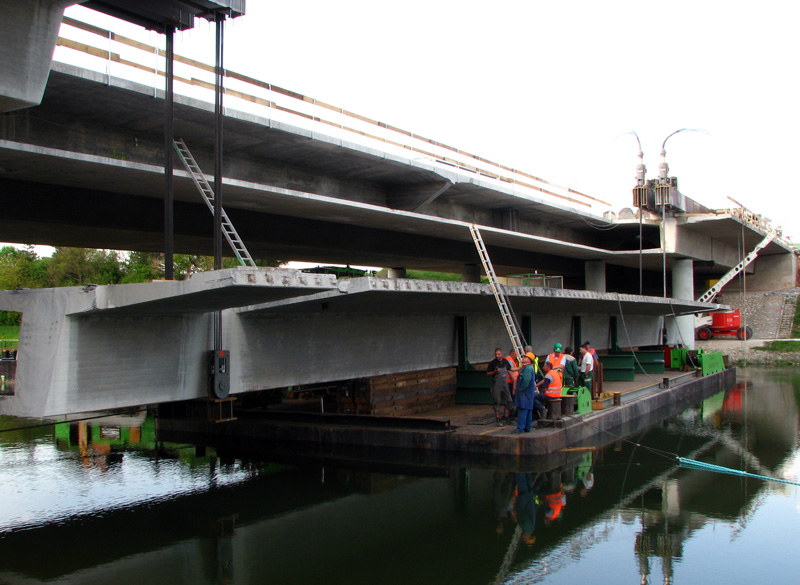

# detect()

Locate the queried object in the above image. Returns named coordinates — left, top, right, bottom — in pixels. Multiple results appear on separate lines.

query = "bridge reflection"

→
left=0, top=374, right=796, bottom=584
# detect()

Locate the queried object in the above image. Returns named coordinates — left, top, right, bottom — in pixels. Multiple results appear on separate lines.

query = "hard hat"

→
left=525, top=352, right=535, bottom=361
left=554, top=343, right=562, bottom=351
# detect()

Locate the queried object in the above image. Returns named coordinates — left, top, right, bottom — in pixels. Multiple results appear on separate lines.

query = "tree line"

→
left=0, top=246, right=280, bottom=325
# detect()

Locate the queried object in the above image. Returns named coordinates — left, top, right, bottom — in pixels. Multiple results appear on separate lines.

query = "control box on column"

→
left=208, top=349, right=230, bottom=399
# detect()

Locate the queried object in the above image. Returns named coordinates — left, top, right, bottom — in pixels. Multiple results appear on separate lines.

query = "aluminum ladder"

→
left=696, top=231, right=776, bottom=303
left=173, top=139, right=255, bottom=267
left=469, top=224, right=526, bottom=357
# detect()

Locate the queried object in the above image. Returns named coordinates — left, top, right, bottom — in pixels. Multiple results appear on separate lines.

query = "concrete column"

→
left=671, top=258, right=695, bottom=349
left=585, top=260, right=606, bottom=292
left=462, top=263, right=481, bottom=283
left=387, top=267, right=407, bottom=279
left=0, top=0, right=72, bottom=112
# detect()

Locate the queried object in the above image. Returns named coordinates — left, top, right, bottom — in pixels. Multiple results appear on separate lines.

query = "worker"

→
left=523, top=344, right=542, bottom=381
left=546, top=343, right=567, bottom=371
left=486, top=348, right=514, bottom=426
left=537, top=361, right=563, bottom=410
left=578, top=343, right=594, bottom=388
left=504, top=348, right=520, bottom=397
left=512, top=352, right=543, bottom=433
left=562, top=346, right=579, bottom=387
left=583, top=340, right=598, bottom=360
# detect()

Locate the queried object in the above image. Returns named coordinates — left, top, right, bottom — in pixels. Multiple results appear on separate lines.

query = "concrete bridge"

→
left=0, top=3, right=794, bottom=417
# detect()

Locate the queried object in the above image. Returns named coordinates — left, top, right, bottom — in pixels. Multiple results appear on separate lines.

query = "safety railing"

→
left=54, top=15, right=608, bottom=211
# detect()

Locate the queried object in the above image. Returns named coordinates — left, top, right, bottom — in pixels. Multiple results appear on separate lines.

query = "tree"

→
left=47, top=248, right=123, bottom=287
left=122, top=251, right=163, bottom=283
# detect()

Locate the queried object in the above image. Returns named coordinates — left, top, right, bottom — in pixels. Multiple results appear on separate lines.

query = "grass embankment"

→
left=752, top=341, right=800, bottom=352
left=794, top=298, right=800, bottom=338
left=0, top=325, right=20, bottom=350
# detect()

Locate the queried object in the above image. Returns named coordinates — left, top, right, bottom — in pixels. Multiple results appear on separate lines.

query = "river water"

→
left=1, top=367, right=798, bottom=585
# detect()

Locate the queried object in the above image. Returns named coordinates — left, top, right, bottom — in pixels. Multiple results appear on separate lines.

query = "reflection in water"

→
left=0, top=368, right=798, bottom=584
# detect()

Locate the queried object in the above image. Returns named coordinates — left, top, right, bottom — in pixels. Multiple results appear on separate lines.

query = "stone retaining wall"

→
left=716, top=288, right=799, bottom=339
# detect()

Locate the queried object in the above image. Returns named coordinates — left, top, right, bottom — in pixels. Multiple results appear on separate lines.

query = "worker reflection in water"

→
left=543, top=473, right=566, bottom=526
left=492, top=471, right=516, bottom=535
left=487, top=348, right=514, bottom=426
left=513, top=472, right=544, bottom=546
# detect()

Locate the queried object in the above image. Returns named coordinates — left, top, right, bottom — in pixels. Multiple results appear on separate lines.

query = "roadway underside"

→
left=156, top=367, right=736, bottom=471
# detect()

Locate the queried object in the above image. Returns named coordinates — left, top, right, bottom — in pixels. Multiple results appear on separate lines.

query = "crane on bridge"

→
left=695, top=229, right=778, bottom=340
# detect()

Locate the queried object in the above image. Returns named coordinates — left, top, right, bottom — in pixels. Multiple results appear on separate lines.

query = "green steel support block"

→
left=563, top=386, right=592, bottom=414
left=456, top=369, right=492, bottom=404
left=700, top=351, right=725, bottom=376
left=599, top=354, right=635, bottom=381
left=455, top=386, right=492, bottom=405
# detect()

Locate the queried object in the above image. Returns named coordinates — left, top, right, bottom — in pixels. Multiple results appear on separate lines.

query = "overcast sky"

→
left=62, top=1, right=799, bottom=244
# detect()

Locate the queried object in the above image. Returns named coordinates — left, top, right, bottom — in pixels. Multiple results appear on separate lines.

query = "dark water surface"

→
left=1, top=367, right=798, bottom=584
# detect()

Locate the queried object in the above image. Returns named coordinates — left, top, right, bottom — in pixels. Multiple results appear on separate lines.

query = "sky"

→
left=52, top=1, right=800, bottom=250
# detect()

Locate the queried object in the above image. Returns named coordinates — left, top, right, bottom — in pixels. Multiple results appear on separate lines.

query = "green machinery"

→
left=561, top=385, right=592, bottom=415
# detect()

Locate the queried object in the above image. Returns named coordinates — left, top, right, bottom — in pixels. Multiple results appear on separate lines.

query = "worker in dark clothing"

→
left=487, top=348, right=514, bottom=426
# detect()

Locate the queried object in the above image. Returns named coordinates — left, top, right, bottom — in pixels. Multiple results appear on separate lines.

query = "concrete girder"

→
left=0, top=272, right=725, bottom=418
left=0, top=0, right=72, bottom=112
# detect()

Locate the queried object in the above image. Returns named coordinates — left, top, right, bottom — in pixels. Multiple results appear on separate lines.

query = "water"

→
left=1, top=367, right=798, bottom=584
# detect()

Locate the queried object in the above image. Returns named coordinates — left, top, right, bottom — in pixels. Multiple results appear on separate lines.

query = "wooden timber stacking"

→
left=337, top=367, right=457, bottom=416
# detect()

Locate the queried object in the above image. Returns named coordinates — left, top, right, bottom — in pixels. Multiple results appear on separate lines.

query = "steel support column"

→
left=164, top=25, right=175, bottom=280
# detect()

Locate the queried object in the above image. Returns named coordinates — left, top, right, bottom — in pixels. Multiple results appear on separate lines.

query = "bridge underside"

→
left=0, top=269, right=722, bottom=418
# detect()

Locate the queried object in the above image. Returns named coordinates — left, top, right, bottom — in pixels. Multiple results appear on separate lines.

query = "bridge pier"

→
left=672, top=259, right=695, bottom=349
left=585, top=261, right=607, bottom=293
left=462, top=263, right=481, bottom=283
left=0, top=0, right=71, bottom=112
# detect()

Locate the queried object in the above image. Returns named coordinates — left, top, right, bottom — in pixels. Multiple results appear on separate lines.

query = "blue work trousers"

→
left=516, top=408, right=533, bottom=432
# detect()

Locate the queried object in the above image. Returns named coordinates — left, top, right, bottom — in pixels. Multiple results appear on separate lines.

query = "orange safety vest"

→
left=505, top=356, right=519, bottom=384
left=547, top=352, right=567, bottom=369
left=544, top=491, right=565, bottom=521
left=544, top=369, right=563, bottom=398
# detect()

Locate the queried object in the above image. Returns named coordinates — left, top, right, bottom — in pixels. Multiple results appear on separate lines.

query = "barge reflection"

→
left=0, top=374, right=796, bottom=585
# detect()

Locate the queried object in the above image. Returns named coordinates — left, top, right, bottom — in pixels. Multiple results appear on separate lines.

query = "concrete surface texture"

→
left=0, top=0, right=71, bottom=111
left=0, top=271, right=719, bottom=418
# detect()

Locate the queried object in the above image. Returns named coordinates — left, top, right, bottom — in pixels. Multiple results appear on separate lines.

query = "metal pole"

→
left=639, top=203, right=643, bottom=295
left=213, top=12, right=225, bottom=354
left=214, top=12, right=225, bottom=271
left=164, top=26, right=175, bottom=280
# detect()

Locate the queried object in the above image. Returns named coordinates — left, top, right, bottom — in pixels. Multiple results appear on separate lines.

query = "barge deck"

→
left=157, top=367, right=736, bottom=471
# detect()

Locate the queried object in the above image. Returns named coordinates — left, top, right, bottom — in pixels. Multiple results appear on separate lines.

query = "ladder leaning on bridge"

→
left=469, top=224, right=526, bottom=358
left=173, top=139, right=256, bottom=267
left=696, top=230, right=777, bottom=303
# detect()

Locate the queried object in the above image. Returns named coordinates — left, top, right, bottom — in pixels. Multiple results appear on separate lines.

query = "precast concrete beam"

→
left=0, top=275, right=727, bottom=417
left=237, top=276, right=725, bottom=317
left=0, top=0, right=71, bottom=112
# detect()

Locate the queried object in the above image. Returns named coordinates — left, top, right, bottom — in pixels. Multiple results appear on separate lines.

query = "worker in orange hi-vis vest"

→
left=546, top=343, right=567, bottom=371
